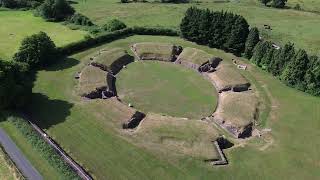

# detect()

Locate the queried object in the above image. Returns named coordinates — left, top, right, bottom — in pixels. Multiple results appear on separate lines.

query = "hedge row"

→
left=7, top=116, right=79, bottom=179
left=57, top=26, right=179, bottom=55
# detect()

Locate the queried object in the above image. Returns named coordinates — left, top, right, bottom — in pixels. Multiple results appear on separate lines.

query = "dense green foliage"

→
left=244, top=27, right=260, bottom=59
left=180, top=7, right=249, bottom=55
left=260, top=0, right=271, bottom=6
left=272, top=0, right=287, bottom=8
left=102, top=19, right=126, bottom=32
left=68, top=13, right=94, bottom=26
left=7, top=116, right=79, bottom=179
left=259, top=0, right=287, bottom=8
left=36, top=0, right=75, bottom=21
left=251, top=41, right=319, bottom=96
left=0, top=0, right=42, bottom=9
left=58, top=27, right=179, bottom=55
left=13, top=32, right=57, bottom=68
left=0, top=61, right=31, bottom=110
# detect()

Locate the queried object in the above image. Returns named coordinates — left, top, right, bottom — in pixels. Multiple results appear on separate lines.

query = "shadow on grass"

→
left=25, top=93, right=73, bottom=130
left=45, top=58, right=80, bottom=71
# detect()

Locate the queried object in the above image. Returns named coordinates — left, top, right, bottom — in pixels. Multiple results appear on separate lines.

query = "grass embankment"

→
left=0, top=116, right=62, bottom=179
left=25, top=35, right=320, bottom=179
left=0, top=11, right=86, bottom=59
left=116, top=61, right=217, bottom=119
left=73, top=0, right=320, bottom=55
left=0, top=113, right=78, bottom=179
left=0, top=146, right=21, bottom=180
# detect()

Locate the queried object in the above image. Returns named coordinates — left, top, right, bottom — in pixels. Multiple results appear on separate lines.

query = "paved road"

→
left=0, top=128, right=42, bottom=180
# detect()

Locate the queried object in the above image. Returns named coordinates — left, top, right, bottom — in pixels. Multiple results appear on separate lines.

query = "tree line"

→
left=251, top=41, right=320, bottom=96
left=181, top=6, right=319, bottom=96
left=180, top=7, right=249, bottom=55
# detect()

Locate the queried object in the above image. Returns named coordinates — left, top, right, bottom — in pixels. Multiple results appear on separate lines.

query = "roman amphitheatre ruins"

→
left=76, top=42, right=261, bottom=165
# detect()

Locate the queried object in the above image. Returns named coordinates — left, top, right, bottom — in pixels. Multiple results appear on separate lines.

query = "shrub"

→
left=272, top=0, right=287, bottom=8
left=0, top=0, right=42, bottom=9
left=293, top=3, right=301, bottom=10
left=120, top=0, right=129, bottom=2
left=36, top=0, right=75, bottom=21
left=102, top=19, right=127, bottom=32
left=13, top=31, right=57, bottom=68
left=68, top=13, right=94, bottom=26
left=58, top=27, right=179, bottom=55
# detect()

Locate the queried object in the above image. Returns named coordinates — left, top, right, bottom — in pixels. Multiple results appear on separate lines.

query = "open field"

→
left=19, top=35, right=320, bottom=179
left=116, top=60, right=217, bottom=119
left=0, top=11, right=86, bottom=59
left=0, top=147, right=18, bottom=180
left=72, top=0, right=320, bottom=55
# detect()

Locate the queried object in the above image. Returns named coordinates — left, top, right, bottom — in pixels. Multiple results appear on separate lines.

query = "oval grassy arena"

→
left=116, top=61, right=218, bottom=119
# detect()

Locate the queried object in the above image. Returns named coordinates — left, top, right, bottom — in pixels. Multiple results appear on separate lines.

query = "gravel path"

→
left=0, top=128, right=42, bottom=180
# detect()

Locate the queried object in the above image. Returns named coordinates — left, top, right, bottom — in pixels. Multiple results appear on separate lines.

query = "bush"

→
left=58, top=27, right=179, bottom=55
left=0, top=0, right=42, bottom=9
left=120, top=0, right=129, bottom=3
left=36, top=0, right=75, bottom=21
left=6, top=115, right=79, bottom=179
left=293, top=4, right=301, bottom=10
left=68, top=13, right=94, bottom=26
left=0, top=61, right=32, bottom=110
left=13, top=31, right=57, bottom=68
left=102, top=19, right=127, bottom=32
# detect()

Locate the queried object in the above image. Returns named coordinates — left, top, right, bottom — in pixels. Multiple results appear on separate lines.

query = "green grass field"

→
left=0, top=11, right=86, bottom=59
left=21, top=35, right=320, bottom=179
left=73, top=0, right=320, bottom=55
left=116, top=61, right=217, bottom=118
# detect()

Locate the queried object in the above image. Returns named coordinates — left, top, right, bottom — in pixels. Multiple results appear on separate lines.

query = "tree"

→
left=260, top=0, right=271, bottom=6
left=304, top=56, right=320, bottom=95
left=102, top=19, right=126, bottom=32
left=13, top=32, right=57, bottom=68
left=224, top=16, right=249, bottom=55
left=251, top=41, right=272, bottom=66
left=281, top=49, right=309, bottom=86
left=36, top=0, right=75, bottom=21
left=180, top=7, right=250, bottom=54
left=272, top=0, right=287, bottom=8
left=0, top=60, right=32, bottom=109
left=244, top=27, right=260, bottom=59
left=269, top=43, right=295, bottom=76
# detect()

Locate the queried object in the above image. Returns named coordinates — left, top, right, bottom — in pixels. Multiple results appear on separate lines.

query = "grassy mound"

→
left=177, top=47, right=213, bottom=65
left=78, top=66, right=107, bottom=97
left=135, top=113, right=220, bottom=159
left=208, top=62, right=250, bottom=92
left=213, top=91, right=258, bottom=136
left=132, top=42, right=175, bottom=61
left=116, top=61, right=217, bottom=119
left=91, top=48, right=134, bottom=74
